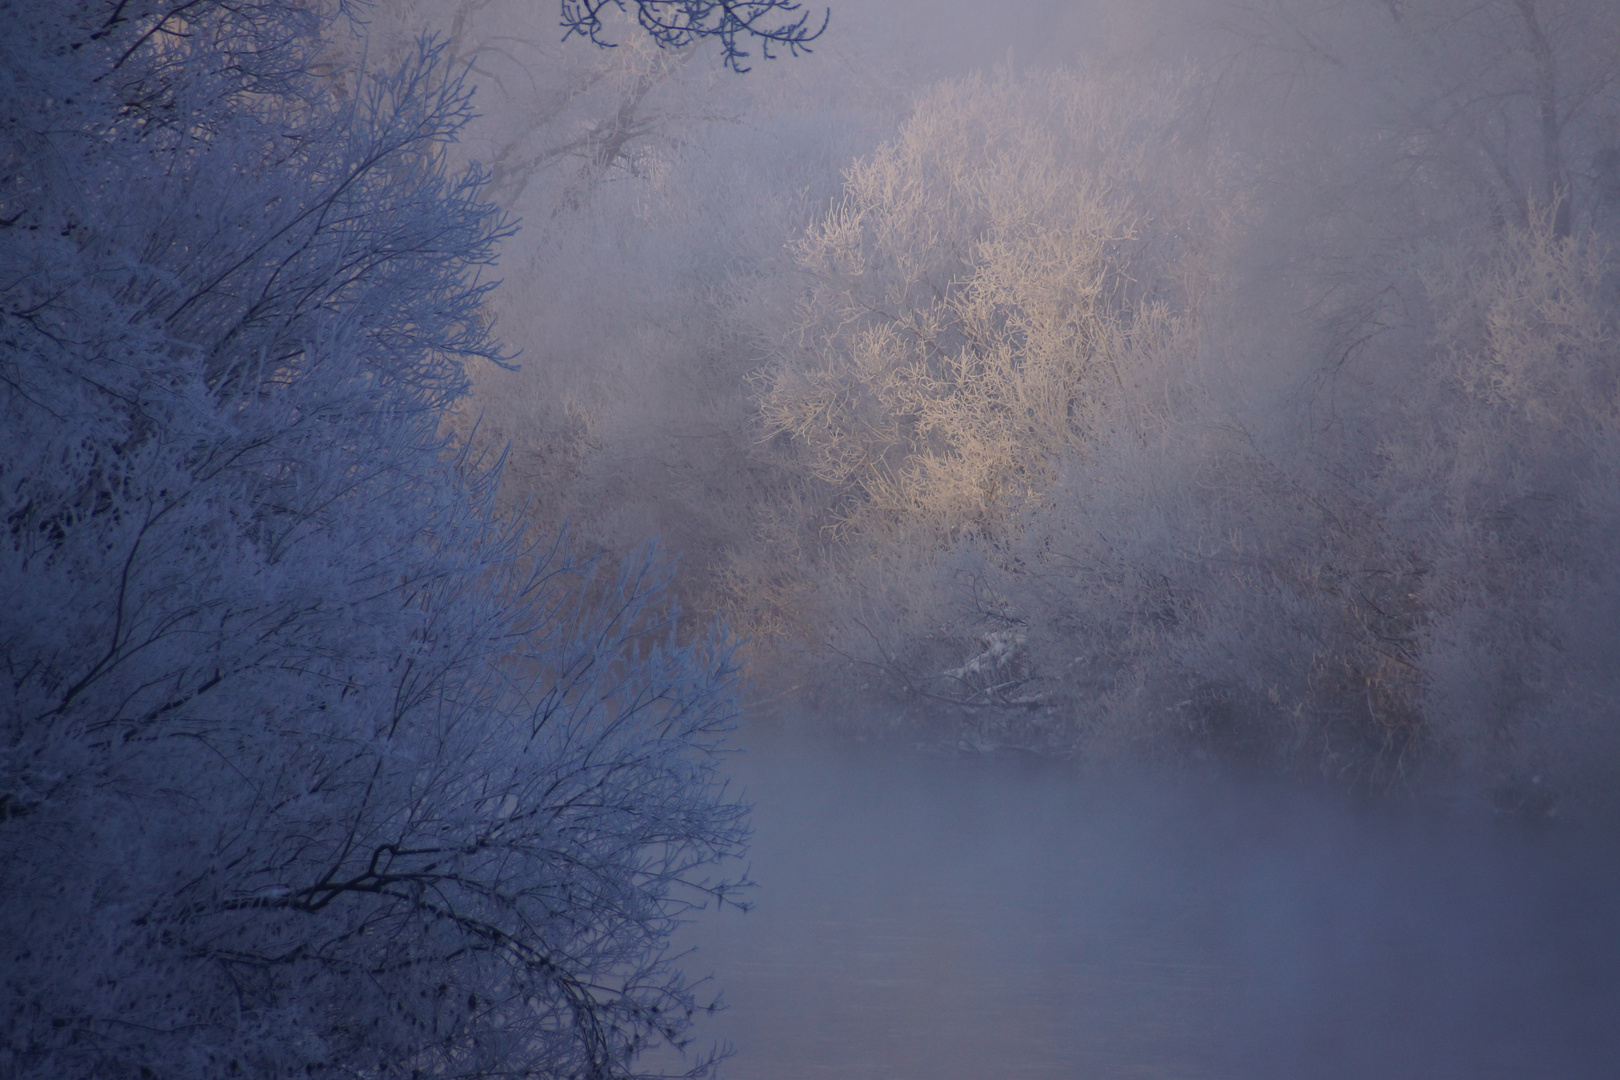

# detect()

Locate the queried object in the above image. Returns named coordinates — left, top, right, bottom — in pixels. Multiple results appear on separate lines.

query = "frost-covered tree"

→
left=1380, top=215, right=1620, bottom=805
left=723, top=69, right=1218, bottom=701
left=1, top=3, right=747, bottom=1077
left=752, top=70, right=1209, bottom=550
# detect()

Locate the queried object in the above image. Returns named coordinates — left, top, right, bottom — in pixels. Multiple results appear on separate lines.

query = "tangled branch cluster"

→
left=562, top=0, right=828, bottom=72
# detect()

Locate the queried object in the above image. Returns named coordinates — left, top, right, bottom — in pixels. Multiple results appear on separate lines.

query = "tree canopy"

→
left=0, top=3, right=753, bottom=1077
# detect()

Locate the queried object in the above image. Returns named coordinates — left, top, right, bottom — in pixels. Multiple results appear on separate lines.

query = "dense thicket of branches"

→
left=0, top=3, right=748, bottom=1077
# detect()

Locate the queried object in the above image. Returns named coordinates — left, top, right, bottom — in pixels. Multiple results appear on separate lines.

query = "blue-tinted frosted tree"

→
left=0, top=3, right=747, bottom=1077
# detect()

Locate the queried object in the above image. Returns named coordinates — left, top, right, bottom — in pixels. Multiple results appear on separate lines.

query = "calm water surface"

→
left=665, top=727, right=1620, bottom=1080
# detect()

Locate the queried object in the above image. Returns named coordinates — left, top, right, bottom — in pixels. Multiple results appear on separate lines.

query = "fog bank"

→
left=668, top=726, right=1620, bottom=1079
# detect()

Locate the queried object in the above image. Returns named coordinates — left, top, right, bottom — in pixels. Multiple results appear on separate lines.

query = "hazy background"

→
left=363, top=1, right=1620, bottom=1074
left=362, top=0, right=1620, bottom=802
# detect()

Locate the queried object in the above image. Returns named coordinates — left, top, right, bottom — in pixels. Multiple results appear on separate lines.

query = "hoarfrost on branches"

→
left=1, top=4, right=749, bottom=1077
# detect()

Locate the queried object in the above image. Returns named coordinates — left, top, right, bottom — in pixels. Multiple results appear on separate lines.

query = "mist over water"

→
left=668, top=725, right=1620, bottom=1080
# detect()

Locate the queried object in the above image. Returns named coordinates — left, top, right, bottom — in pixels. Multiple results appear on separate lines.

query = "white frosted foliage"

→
left=1, top=5, right=747, bottom=1078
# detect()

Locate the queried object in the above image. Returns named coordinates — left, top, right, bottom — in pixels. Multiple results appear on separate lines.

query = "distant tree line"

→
left=720, top=2, right=1620, bottom=805
left=426, top=0, right=1620, bottom=812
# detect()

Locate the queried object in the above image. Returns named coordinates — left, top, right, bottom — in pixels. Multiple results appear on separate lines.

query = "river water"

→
left=663, top=727, right=1620, bottom=1080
